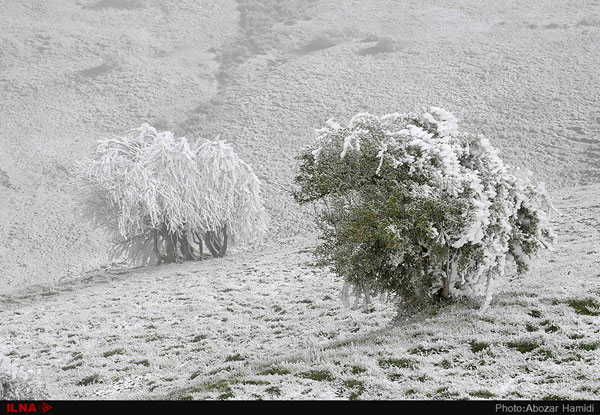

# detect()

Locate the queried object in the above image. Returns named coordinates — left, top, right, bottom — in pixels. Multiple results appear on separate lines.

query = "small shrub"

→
left=77, top=124, right=268, bottom=265
left=0, top=372, right=46, bottom=400
left=294, top=108, right=554, bottom=314
left=0, top=351, right=46, bottom=399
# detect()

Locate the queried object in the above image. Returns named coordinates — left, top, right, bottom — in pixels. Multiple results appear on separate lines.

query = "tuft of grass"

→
left=470, top=341, right=490, bottom=353
left=132, top=359, right=150, bottom=366
left=62, top=362, right=83, bottom=371
left=378, top=357, right=417, bottom=369
left=543, top=394, right=568, bottom=400
left=567, top=299, right=600, bottom=316
left=528, top=309, right=542, bottom=318
left=192, top=334, right=208, bottom=342
left=409, top=345, right=450, bottom=355
left=102, top=348, right=125, bottom=358
left=578, top=342, right=598, bottom=351
left=265, top=386, right=281, bottom=396
left=225, top=354, right=245, bottom=362
left=469, top=390, right=496, bottom=398
left=76, top=374, right=101, bottom=386
left=206, top=380, right=234, bottom=400
left=298, top=370, right=334, bottom=382
left=535, top=349, right=555, bottom=360
left=350, top=365, right=367, bottom=375
left=343, top=379, right=366, bottom=400
left=526, top=323, right=539, bottom=332
left=241, top=379, right=270, bottom=386
left=258, top=366, right=291, bottom=376
left=433, top=386, right=460, bottom=398
left=507, top=339, right=540, bottom=353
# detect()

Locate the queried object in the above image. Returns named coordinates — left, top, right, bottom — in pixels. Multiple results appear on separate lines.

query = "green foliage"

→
left=294, top=108, right=554, bottom=313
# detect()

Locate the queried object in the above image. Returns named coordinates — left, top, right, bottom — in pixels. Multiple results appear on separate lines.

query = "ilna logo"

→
left=5, top=403, right=52, bottom=413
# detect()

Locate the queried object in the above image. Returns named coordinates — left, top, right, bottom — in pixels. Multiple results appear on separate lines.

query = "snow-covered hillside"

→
left=1, top=0, right=598, bottom=400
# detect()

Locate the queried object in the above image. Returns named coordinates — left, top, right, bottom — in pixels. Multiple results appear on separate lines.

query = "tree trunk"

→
left=153, top=229, right=163, bottom=265
left=192, top=230, right=203, bottom=259
left=204, top=231, right=220, bottom=257
left=203, top=225, right=228, bottom=258
left=179, top=231, right=195, bottom=261
left=441, top=277, right=450, bottom=299
left=218, top=224, right=228, bottom=257
left=164, top=232, right=177, bottom=263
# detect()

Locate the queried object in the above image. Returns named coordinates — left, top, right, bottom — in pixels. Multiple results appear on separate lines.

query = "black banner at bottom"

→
left=1, top=400, right=599, bottom=414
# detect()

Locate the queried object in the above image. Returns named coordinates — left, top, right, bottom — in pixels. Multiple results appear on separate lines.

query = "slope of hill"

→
left=0, top=0, right=238, bottom=291
left=1, top=0, right=599, bottom=292
left=1, top=0, right=599, bottom=400
left=0, top=184, right=598, bottom=399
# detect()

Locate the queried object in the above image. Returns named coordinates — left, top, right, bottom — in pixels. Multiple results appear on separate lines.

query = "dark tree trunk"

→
left=203, top=225, right=228, bottom=258
left=192, top=230, right=203, bottom=259
left=179, top=231, right=195, bottom=261
left=441, top=277, right=450, bottom=299
left=218, top=224, right=228, bottom=257
left=153, top=229, right=163, bottom=265
left=164, top=232, right=177, bottom=263
left=204, top=231, right=220, bottom=257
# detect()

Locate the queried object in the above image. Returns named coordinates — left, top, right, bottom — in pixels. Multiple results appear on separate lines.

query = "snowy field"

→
left=1, top=0, right=599, bottom=400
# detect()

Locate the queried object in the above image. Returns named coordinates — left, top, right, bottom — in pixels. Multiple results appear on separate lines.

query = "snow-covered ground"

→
left=1, top=185, right=599, bottom=399
left=1, top=0, right=599, bottom=400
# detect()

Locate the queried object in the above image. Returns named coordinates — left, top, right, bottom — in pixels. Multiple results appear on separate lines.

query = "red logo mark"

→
left=6, top=403, right=36, bottom=413
left=5, top=402, right=51, bottom=413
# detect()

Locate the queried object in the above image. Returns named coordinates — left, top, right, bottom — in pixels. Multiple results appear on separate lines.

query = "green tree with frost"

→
left=77, top=124, right=268, bottom=265
left=294, top=108, right=554, bottom=313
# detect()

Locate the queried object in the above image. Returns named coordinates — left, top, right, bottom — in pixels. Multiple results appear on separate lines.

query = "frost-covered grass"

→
left=2, top=0, right=600, bottom=401
left=0, top=348, right=47, bottom=400
left=1, top=187, right=599, bottom=400
left=168, top=287, right=600, bottom=400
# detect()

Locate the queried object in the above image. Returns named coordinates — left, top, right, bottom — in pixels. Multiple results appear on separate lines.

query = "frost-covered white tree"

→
left=77, top=124, right=268, bottom=265
left=294, top=107, right=555, bottom=313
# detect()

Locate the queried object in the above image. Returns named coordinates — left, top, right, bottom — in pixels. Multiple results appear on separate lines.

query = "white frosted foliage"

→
left=77, top=124, right=268, bottom=263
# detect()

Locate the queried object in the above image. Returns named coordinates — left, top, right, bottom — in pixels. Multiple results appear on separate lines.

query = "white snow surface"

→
left=1, top=0, right=599, bottom=400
